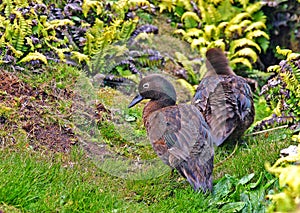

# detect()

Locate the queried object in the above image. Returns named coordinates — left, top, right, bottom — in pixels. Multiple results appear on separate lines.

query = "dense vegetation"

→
left=0, top=0, right=300, bottom=212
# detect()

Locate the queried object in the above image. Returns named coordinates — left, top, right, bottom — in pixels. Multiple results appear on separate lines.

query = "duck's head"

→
left=128, top=74, right=177, bottom=108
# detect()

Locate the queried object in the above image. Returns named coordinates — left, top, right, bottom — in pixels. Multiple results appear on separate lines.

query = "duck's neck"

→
left=142, top=98, right=175, bottom=126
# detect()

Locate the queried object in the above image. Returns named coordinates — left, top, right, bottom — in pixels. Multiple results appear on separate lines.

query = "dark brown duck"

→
left=128, top=74, right=214, bottom=192
left=192, top=48, right=255, bottom=146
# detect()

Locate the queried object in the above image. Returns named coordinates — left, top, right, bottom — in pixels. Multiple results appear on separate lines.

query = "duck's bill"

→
left=128, top=94, right=144, bottom=108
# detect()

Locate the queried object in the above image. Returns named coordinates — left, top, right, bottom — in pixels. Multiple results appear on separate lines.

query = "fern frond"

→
left=208, top=39, right=225, bottom=50
left=119, top=19, right=138, bottom=41
left=45, top=19, right=75, bottom=30
left=173, top=29, right=187, bottom=37
left=4, top=0, right=13, bottom=17
left=230, top=12, right=250, bottom=24
left=203, top=3, right=222, bottom=24
left=204, top=25, right=218, bottom=40
left=239, top=20, right=252, bottom=29
left=190, top=38, right=208, bottom=51
left=12, top=11, right=29, bottom=51
left=275, top=47, right=300, bottom=61
left=158, top=0, right=175, bottom=13
left=246, top=2, right=262, bottom=14
left=181, top=11, right=201, bottom=28
left=176, top=0, right=193, bottom=11
left=132, top=32, right=154, bottom=44
left=238, top=0, right=249, bottom=9
left=71, top=51, right=90, bottom=64
left=185, top=28, right=204, bottom=38
left=181, top=12, right=201, bottom=23
left=275, top=46, right=292, bottom=57
left=217, top=21, right=228, bottom=29
left=230, top=38, right=261, bottom=53
left=175, top=51, right=200, bottom=84
left=245, top=22, right=266, bottom=32
left=225, top=24, right=242, bottom=37
left=84, top=32, right=94, bottom=56
left=287, top=53, right=300, bottom=61
left=25, top=37, right=35, bottom=51
left=128, top=0, right=150, bottom=8
left=82, top=0, right=103, bottom=17
left=281, top=72, right=298, bottom=91
left=7, top=43, right=23, bottom=58
left=230, top=57, right=252, bottom=69
left=232, top=47, right=258, bottom=62
left=211, top=0, right=224, bottom=4
left=19, top=52, right=47, bottom=64
left=0, top=34, right=6, bottom=49
left=267, top=65, right=281, bottom=72
left=113, top=45, right=129, bottom=57
left=246, top=30, right=269, bottom=39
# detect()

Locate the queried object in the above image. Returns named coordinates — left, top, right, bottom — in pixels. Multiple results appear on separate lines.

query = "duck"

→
left=192, top=48, right=255, bottom=146
left=128, top=74, right=215, bottom=192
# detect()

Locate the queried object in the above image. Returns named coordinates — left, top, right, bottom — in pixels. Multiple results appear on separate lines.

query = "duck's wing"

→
left=192, top=75, right=254, bottom=146
left=192, top=76, right=229, bottom=146
left=147, top=104, right=215, bottom=192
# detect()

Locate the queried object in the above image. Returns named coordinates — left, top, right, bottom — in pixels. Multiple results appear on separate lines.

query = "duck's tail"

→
left=205, top=48, right=235, bottom=76
left=176, top=156, right=214, bottom=193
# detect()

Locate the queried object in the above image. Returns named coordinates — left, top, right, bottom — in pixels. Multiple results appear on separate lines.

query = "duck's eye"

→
left=143, top=83, right=149, bottom=89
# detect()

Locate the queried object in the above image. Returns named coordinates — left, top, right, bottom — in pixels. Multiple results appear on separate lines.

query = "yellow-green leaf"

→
left=232, top=47, right=258, bottom=62
left=181, top=11, right=201, bottom=23
left=246, top=30, right=269, bottom=39
left=230, top=57, right=252, bottom=69
left=245, top=22, right=266, bottom=32
left=19, top=52, right=47, bottom=64
left=230, top=38, right=261, bottom=53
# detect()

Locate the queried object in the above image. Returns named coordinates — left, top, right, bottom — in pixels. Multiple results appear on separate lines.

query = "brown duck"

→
left=192, top=48, right=255, bottom=146
left=128, top=74, right=215, bottom=192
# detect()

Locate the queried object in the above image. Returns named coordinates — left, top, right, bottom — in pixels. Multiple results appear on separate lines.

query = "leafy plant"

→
left=265, top=142, right=300, bottom=212
left=257, top=46, right=300, bottom=131
left=211, top=172, right=277, bottom=212
left=0, top=0, right=150, bottom=68
left=155, top=0, right=270, bottom=73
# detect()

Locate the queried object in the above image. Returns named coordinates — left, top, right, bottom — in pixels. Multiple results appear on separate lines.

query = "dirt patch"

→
left=0, top=70, right=108, bottom=153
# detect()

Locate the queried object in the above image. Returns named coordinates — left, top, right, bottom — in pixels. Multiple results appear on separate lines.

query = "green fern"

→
left=119, top=19, right=138, bottom=40
left=45, top=19, right=75, bottom=30
left=3, top=0, right=13, bottom=17
left=158, top=0, right=176, bottom=13
left=230, top=38, right=261, bottom=53
left=262, top=46, right=300, bottom=125
left=155, top=0, right=270, bottom=72
left=12, top=11, right=28, bottom=51
left=175, top=52, right=201, bottom=84
left=128, top=0, right=150, bottom=8
left=19, top=51, right=47, bottom=64
left=82, top=0, right=103, bottom=17
left=71, top=51, right=90, bottom=65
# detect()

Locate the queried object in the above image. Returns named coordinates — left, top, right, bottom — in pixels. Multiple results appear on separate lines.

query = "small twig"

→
left=244, top=125, right=289, bottom=137
left=215, top=141, right=239, bottom=168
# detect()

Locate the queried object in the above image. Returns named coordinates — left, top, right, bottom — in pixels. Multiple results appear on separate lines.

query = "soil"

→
left=0, top=69, right=109, bottom=153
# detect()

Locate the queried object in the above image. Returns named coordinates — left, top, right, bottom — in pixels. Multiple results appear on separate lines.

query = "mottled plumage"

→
left=129, top=74, right=214, bottom=192
left=192, top=48, right=255, bottom=146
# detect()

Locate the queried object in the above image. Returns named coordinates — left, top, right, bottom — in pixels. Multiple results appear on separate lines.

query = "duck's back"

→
left=144, top=104, right=215, bottom=192
left=192, top=74, right=254, bottom=146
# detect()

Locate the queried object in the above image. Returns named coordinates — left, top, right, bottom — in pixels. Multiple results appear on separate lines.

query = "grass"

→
left=0, top=126, right=290, bottom=212
left=214, top=128, right=293, bottom=180
left=0, top=65, right=296, bottom=212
